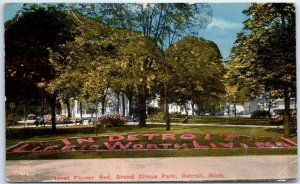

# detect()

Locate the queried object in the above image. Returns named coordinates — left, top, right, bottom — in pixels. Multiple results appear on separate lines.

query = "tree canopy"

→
left=47, top=12, right=163, bottom=127
left=5, top=5, right=76, bottom=101
left=75, top=3, right=212, bottom=50
left=5, top=4, right=77, bottom=133
left=228, top=3, right=295, bottom=137
left=166, top=36, right=225, bottom=114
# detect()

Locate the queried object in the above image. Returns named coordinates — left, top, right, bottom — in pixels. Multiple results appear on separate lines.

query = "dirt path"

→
left=6, top=155, right=297, bottom=182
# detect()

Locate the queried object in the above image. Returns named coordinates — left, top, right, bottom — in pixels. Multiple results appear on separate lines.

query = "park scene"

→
left=5, top=3, right=296, bottom=182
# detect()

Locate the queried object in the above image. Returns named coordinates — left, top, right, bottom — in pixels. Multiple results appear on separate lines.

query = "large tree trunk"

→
left=184, top=104, right=188, bottom=116
left=101, top=96, right=106, bottom=115
left=234, top=103, right=237, bottom=118
left=23, top=100, right=27, bottom=122
left=284, top=88, right=290, bottom=138
left=116, top=93, right=120, bottom=114
left=138, top=84, right=147, bottom=127
left=95, top=101, right=98, bottom=136
left=125, top=90, right=133, bottom=116
left=191, top=100, right=195, bottom=116
left=66, top=100, right=71, bottom=119
left=164, top=83, right=171, bottom=131
left=122, top=92, right=126, bottom=116
left=79, top=101, right=83, bottom=119
left=159, top=89, right=164, bottom=109
left=50, top=95, right=57, bottom=134
left=128, top=96, right=133, bottom=117
left=41, top=98, right=46, bottom=120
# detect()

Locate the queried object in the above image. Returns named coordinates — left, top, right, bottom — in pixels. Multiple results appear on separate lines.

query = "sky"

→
left=4, top=3, right=250, bottom=59
left=198, top=3, right=250, bottom=59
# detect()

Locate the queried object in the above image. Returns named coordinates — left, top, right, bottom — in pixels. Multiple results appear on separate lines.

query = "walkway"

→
left=6, top=155, right=297, bottom=182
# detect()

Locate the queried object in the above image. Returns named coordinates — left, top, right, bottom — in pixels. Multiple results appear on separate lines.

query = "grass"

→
left=149, top=117, right=273, bottom=125
left=6, top=149, right=297, bottom=160
left=189, top=117, right=271, bottom=125
left=6, top=122, right=297, bottom=159
left=6, top=124, right=294, bottom=147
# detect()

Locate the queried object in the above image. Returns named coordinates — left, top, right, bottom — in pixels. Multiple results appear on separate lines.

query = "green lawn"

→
left=6, top=124, right=293, bottom=147
left=149, top=117, right=272, bottom=125
left=6, top=123, right=297, bottom=159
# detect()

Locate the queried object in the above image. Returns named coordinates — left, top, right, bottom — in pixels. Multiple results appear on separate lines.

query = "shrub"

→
left=170, top=112, right=186, bottom=118
left=147, top=112, right=164, bottom=121
left=99, top=115, right=125, bottom=127
left=251, top=110, right=271, bottom=119
left=6, top=114, right=20, bottom=126
left=147, top=107, right=163, bottom=116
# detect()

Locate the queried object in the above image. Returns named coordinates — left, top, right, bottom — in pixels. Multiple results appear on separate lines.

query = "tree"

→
left=74, top=3, right=213, bottom=129
left=48, top=12, right=163, bottom=128
left=5, top=4, right=76, bottom=133
left=223, top=84, right=250, bottom=118
left=229, top=3, right=295, bottom=137
left=75, top=3, right=212, bottom=49
left=48, top=12, right=118, bottom=119
left=166, top=36, right=225, bottom=116
left=115, top=36, right=163, bottom=127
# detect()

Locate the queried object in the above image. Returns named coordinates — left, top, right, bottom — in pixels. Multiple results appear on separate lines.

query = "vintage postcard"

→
left=4, top=2, right=297, bottom=182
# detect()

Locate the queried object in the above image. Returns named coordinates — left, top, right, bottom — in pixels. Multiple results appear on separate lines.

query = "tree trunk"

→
left=95, top=101, right=98, bottom=136
left=184, top=104, right=188, bottom=116
left=79, top=101, right=83, bottom=119
left=164, top=83, right=170, bottom=131
left=284, top=88, right=290, bottom=138
left=191, top=100, right=195, bottom=116
left=116, top=93, right=120, bottom=114
left=23, top=100, right=27, bottom=122
left=227, top=103, right=230, bottom=118
left=101, top=97, right=105, bottom=115
left=138, top=84, right=147, bottom=127
left=50, top=95, right=57, bottom=134
left=268, top=98, right=272, bottom=119
left=122, top=92, right=126, bottom=116
left=41, top=98, right=46, bottom=120
left=294, top=95, right=297, bottom=111
left=159, top=89, right=164, bottom=109
left=128, top=96, right=133, bottom=117
left=66, top=100, right=71, bottom=119
left=234, top=103, right=237, bottom=118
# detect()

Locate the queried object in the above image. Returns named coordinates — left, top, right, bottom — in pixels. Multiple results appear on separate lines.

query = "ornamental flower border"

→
left=6, top=133, right=297, bottom=154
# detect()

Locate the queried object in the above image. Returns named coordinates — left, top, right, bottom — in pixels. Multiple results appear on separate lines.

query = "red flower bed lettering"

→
left=7, top=133, right=296, bottom=154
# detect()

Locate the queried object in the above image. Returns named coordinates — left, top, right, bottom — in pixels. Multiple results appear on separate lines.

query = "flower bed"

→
left=99, top=115, right=126, bottom=127
left=6, top=133, right=297, bottom=154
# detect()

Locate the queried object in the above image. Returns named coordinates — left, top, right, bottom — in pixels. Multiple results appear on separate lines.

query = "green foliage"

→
left=99, top=116, right=126, bottom=127
left=223, top=85, right=251, bottom=110
left=5, top=4, right=78, bottom=132
left=250, top=110, right=271, bottom=119
left=71, top=3, right=215, bottom=128
left=228, top=3, right=296, bottom=137
left=170, top=112, right=186, bottom=118
left=5, top=4, right=76, bottom=101
left=75, top=3, right=212, bottom=49
left=166, top=36, right=225, bottom=113
left=5, top=114, right=20, bottom=126
left=147, top=112, right=165, bottom=121
left=147, top=107, right=163, bottom=116
left=229, top=3, right=296, bottom=97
